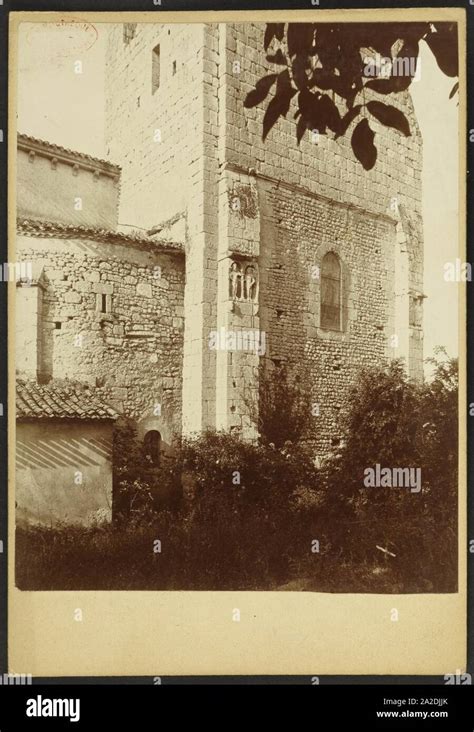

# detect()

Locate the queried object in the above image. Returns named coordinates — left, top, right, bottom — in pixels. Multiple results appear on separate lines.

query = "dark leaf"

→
left=336, top=104, right=362, bottom=138
left=253, top=21, right=456, bottom=170
left=266, top=49, right=287, bottom=66
left=399, top=38, right=420, bottom=64
left=298, top=88, right=325, bottom=132
left=297, top=88, right=341, bottom=135
left=309, top=68, right=353, bottom=101
left=425, top=24, right=458, bottom=78
left=262, top=70, right=297, bottom=141
left=264, top=23, right=285, bottom=51
left=370, top=26, right=404, bottom=57
left=314, top=24, right=340, bottom=68
left=365, top=74, right=412, bottom=94
left=319, top=94, right=342, bottom=134
left=449, top=81, right=459, bottom=99
left=364, top=78, right=393, bottom=94
left=291, top=54, right=311, bottom=90
left=296, top=116, right=308, bottom=144
left=391, top=39, right=420, bottom=84
left=244, top=73, right=279, bottom=109
left=309, top=68, right=336, bottom=90
left=367, top=101, right=411, bottom=136
left=351, top=118, right=377, bottom=170
left=287, top=23, right=315, bottom=57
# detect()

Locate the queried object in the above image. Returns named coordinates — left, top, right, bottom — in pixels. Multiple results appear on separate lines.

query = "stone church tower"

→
left=105, top=22, right=424, bottom=454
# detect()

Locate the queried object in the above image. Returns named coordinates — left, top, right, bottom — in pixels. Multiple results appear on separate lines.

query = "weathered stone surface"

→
left=16, top=21, right=423, bottom=463
left=65, top=292, right=82, bottom=304
left=136, top=283, right=152, bottom=298
left=17, top=235, right=185, bottom=441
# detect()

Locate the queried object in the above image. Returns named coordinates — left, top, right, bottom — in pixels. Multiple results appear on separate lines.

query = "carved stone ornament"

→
left=229, top=260, right=259, bottom=303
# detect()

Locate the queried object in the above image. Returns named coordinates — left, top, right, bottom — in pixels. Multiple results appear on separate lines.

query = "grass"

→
left=15, top=520, right=453, bottom=593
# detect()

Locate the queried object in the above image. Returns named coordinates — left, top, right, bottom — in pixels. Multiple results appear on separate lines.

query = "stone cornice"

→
left=17, top=133, right=121, bottom=180
left=222, top=161, right=398, bottom=226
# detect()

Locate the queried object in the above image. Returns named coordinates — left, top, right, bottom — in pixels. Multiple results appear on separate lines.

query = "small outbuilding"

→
left=16, top=380, right=118, bottom=526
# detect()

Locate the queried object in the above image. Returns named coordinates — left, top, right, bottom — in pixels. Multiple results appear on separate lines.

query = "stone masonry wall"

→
left=104, top=21, right=424, bottom=450
left=219, top=22, right=424, bottom=451
left=16, top=234, right=185, bottom=445
left=258, top=182, right=396, bottom=453
left=105, top=22, right=219, bottom=434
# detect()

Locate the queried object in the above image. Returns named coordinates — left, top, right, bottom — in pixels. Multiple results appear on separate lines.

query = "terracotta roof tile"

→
left=17, top=217, right=184, bottom=255
left=17, top=381, right=119, bottom=421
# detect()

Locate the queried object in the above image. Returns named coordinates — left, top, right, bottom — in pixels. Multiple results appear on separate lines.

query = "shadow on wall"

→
left=16, top=420, right=113, bottom=527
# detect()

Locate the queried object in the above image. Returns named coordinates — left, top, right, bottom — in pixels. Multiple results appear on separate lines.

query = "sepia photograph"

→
left=7, top=8, right=467, bottom=678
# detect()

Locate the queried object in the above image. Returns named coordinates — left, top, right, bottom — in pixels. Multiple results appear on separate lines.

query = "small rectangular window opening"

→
left=152, top=44, right=161, bottom=93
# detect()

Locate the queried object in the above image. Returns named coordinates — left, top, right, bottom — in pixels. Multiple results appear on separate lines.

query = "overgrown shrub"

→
left=16, top=353, right=458, bottom=593
left=179, top=430, right=320, bottom=586
left=320, top=352, right=458, bottom=591
left=112, top=419, right=183, bottom=517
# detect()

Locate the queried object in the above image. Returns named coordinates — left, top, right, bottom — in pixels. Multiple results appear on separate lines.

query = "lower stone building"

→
left=15, top=135, right=185, bottom=526
left=16, top=381, right=117, bottom=526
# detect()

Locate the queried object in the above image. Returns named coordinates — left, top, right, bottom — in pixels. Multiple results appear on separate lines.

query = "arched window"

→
left=320, top=252, right=342, bottom=331
left=144, top=430, right=161, bottom=467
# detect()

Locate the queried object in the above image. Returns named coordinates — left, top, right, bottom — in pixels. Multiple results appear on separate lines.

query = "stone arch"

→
left=137, top=415, right=173, bottom=458
left=143, top=429, right=162, bottom=466
left=312, top=242, right=352, bottom=336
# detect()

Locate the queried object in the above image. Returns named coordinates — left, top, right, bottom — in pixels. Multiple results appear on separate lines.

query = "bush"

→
left=16, top=354, right=458, bottom=593
left=320, top=353, right=458, bottom=591
left=244, top=361, right=314, bottom=448
left=181, top=431, right=322, bottom=586
left=112, top=419, right=183, bottom=518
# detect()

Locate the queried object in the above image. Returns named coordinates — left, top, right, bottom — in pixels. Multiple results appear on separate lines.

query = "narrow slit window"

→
left=152, top=44, right=161, bottom=94
left=320, top=252, right=342, bottom=331
left=101, top=294, right=107, bottom=313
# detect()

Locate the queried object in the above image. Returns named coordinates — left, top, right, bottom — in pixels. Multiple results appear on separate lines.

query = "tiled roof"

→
left=17, top=381, right=119, bottom=421
left=17, top=218, right=184, bottom=255
left=18, top=133, right=121, bottom=174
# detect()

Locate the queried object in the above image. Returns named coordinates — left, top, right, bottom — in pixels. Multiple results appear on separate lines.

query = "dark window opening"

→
left=321, top=252, right=342, bottom=331
left=144, top=430, right=161, bottom=467
left=152, top=44, right=161, bottom=94
left=123, top=23, right=137, bottom=45
left=172, top=60, right=177, bottom=75
left=409, top=294, right=423, bottom=328
left=101, top=294, right=107, bottom=313
left=54, top=322, right=61, bottom=330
